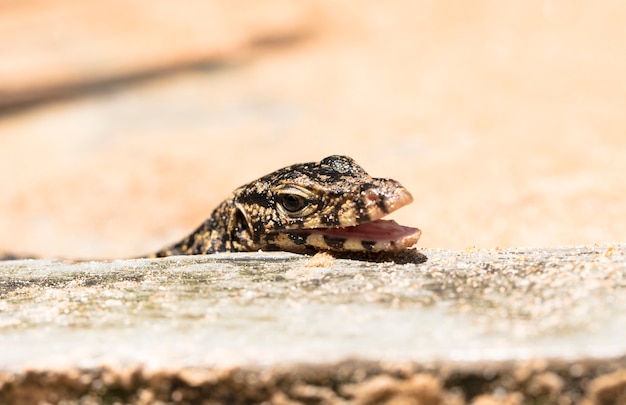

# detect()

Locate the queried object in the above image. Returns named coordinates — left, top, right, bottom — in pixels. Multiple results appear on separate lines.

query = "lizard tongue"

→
left=313, top=219, right=420, bottom=243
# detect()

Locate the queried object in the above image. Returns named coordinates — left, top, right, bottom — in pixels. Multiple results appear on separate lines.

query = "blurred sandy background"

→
left=1, top=1, right=624, bottom=259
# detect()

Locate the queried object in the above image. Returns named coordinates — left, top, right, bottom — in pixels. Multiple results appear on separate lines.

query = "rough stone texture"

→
left=1, top=245, right=625, bottom=403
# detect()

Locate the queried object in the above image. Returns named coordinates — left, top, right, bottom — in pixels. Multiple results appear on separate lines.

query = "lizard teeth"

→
left=285, top=219, right=421, bottom=252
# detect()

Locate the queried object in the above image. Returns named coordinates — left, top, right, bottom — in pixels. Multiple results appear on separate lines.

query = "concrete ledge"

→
left=1, top=245, right=625, bottom=403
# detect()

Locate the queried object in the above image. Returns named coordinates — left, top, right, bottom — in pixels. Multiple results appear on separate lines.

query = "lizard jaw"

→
left=283, top=219, right=421, bottom=253
left=270, top=186, right=421, bottom=253
left=303, top=219, right=421, bottom=251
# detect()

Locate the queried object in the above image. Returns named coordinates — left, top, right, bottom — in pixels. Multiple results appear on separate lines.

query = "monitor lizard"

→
left=151, top=155, right=421, bottom=257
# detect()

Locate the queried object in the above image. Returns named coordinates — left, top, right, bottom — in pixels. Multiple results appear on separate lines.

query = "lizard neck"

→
left=152, top=198, right=249, bottom=257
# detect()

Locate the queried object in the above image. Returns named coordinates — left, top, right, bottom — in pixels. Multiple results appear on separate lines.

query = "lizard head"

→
left=231, top=155, right=421, bottom=253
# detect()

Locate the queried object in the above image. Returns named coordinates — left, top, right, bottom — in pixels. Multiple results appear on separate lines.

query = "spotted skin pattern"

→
left=152, top=155, right=421, bottom=257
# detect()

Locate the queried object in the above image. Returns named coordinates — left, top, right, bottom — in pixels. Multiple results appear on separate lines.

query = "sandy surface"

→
left=0, top=245, right=625, bottom=403
left=1, top=1, right=625, bottom=259
left=2, top=245, right=625, bottom=369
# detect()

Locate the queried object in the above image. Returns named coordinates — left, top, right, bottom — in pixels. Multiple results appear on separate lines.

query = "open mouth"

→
left=298, top=219, right=421, bottom=252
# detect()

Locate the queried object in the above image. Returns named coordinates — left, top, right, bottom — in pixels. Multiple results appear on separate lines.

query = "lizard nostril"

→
left=363, top=189, right=379, bottom=202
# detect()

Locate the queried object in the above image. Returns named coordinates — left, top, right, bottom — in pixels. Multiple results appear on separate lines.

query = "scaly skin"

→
left=152, top=155, right=420, bottom=257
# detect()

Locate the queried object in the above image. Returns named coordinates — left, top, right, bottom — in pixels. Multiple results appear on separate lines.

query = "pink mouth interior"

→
left=310, top=219, right=420, bottom=242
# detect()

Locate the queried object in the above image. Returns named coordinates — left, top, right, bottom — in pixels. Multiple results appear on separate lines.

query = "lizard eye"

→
left=278, top=193, right=308, bottom=214
left=275, top=186, right=317, bottom=218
